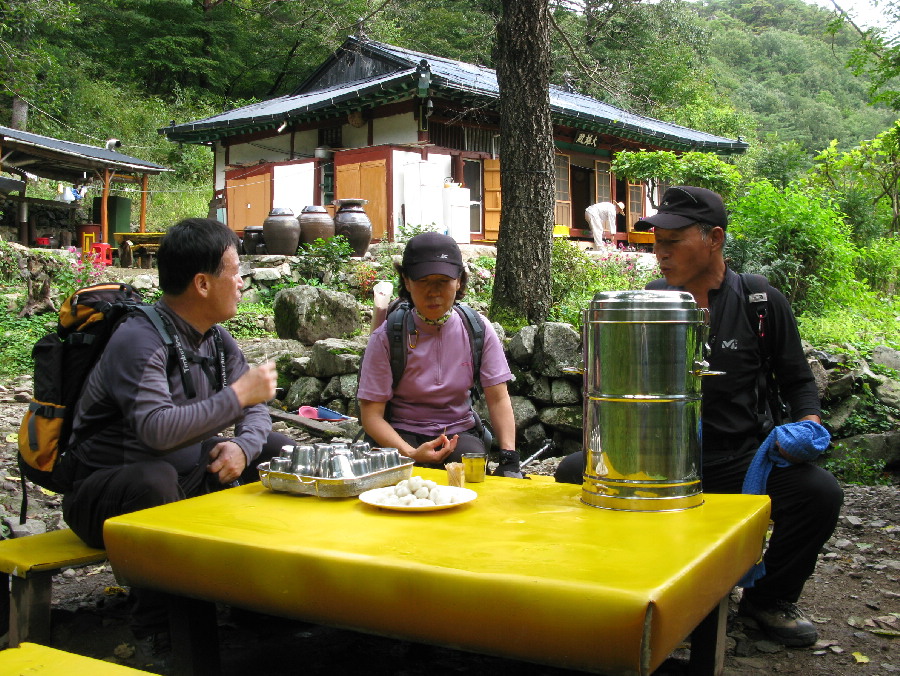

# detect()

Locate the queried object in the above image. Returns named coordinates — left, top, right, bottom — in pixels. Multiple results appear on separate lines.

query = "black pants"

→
left=364, top=426, right=487, bottom=468
left=555, top=450, right=843, bottom=604
left=61, top=432, right=292, bottom=635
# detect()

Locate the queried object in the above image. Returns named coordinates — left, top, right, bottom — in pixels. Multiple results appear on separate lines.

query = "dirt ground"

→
left=1, top=370, right=898, bottom=675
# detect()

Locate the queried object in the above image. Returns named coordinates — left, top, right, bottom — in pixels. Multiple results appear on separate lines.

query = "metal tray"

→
left=258, top=459, right=415, bottom=498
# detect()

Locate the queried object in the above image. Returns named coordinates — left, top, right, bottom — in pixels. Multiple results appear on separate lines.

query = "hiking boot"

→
left=739, top=596, right=818, bottom=647
left=130, top=631, right=172, bottom=674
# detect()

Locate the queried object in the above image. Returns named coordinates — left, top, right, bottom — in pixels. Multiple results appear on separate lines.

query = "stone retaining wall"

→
left=9, top=246, right=897, bottom=468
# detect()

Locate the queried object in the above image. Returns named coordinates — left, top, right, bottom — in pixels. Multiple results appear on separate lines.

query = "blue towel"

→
left=738, top=420, right=831, bottom=587
left=741, top=420, right=831, bottom=495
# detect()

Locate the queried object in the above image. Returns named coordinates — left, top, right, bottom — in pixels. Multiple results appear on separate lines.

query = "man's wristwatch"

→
left=498, top=449, right=519, bottom=465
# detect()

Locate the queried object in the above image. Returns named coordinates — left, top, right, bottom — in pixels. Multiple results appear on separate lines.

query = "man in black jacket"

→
left=555, top=186, right=842, bottom=647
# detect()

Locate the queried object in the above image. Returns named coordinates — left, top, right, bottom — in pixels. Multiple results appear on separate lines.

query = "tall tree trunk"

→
left=10, top=96, right=29, bottom=130
left=491, top=0, right=555, bottom=326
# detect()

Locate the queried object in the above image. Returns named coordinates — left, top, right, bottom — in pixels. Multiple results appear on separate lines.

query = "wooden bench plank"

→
left=267, top=406, right=348, bottom=437
left=0, top=642, right=151, bottom=674
left=0, top=529, right=106, bottom=577
left=0, top=529, right=106, bottom=647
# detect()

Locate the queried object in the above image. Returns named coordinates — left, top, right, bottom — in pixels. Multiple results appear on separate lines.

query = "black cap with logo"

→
left=401, top=232, right=464, bottom=280
left=636, top=186, right=728, bottom=231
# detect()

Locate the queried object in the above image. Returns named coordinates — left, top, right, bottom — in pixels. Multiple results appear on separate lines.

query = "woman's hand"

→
left=408, top=433, right=458, bottom=464
left=360, top=399, right=457, bottom=463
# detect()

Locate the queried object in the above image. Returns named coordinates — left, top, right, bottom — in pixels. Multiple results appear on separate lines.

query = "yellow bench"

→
left=0, top=642, right=149, bottom=674
left=0, top=529, right=106, bottom=647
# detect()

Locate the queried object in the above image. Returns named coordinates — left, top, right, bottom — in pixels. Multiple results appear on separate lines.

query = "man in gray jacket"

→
left=60, top=218, right=289, bottom=670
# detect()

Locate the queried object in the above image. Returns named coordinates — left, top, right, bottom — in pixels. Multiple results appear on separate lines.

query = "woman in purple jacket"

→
left=357, top=233, right=520, bottom=474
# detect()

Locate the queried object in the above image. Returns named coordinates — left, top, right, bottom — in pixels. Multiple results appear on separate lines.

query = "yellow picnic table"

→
left=103, top=470, right=770, bottom=676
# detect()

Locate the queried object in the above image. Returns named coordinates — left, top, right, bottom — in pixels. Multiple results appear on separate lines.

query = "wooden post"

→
left=169, top=595, right=220, bottom=676
left=18, top=198, right=28, bottom=245
left=101, top=168, right=110, bottom=243
left=689, top=596, right=729, bottom=675
left=140, top=174, right=149, bottom=232
left=10, top=571, right=53, bottom=647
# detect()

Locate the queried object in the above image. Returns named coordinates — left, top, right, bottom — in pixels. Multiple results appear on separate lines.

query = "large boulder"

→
left=832, top=432, right=900, bottom=470
left=531, top=323, right=582, bottom=378
left=538, top=405, right=583, bottom=436
left=826, top=371, right=857, bottom=400
left=871, top=346, right=900, bottom=372
left=273, top=285, right=361, bottom=344
left=826, top=395, right=862, bottom=436
left=528, top=376, right=553, bottom=403
left=508, top=325, right=538, bottom=366
left=239, top=338, right=306, bottom=367
left=283, top=376, right=325, bottom=411
left=509, top=395, right=538, bottom=428
left=808, top=358, right=828, bottom=401
left=875, top=379, right=900, bottom=409
left=323, top=373, right=360, bottom=400
left=306, top=338, right=365, bottom=378
left=520, top=422, right=550, bottom=450
left=551, top=378, right=580, bottom=405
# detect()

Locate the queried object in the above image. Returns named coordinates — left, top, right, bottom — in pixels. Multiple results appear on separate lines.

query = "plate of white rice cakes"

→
left=359, top=475, right=477, bottom=511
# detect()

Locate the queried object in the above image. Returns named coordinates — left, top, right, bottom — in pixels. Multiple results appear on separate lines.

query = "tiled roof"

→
left=163, top=37, right=747, bottom=153
left=162, top=70, right=418, bottom=142
left=0, top=125, right=169, bottom=183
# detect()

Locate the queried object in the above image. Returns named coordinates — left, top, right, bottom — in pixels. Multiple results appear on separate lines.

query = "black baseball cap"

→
left=636, top=186, right=728, bottom=231
left=402, top=232, right=464, bottom=280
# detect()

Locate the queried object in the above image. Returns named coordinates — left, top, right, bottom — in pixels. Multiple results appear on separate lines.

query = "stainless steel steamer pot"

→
left=581, top=290, right=714, bottom=511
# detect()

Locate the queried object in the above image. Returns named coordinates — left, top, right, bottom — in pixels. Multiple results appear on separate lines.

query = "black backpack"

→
left=384, top=300, right=485, bottom=391
left=17, top=283, right=224, bottom=518
left=382, top=300, right=492, bottom=446
left=739, top=273, right=790, bottom=428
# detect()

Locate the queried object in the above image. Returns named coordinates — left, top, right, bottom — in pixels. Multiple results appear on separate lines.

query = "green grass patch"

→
left=797, top=294, right=900, bottom=352
left=0, top=307, right=53, bottom=378
left=221, top=303, right=276, bottom=340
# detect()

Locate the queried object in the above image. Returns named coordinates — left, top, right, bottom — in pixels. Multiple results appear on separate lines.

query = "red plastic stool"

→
left=90, top=243, right=113, bottom=266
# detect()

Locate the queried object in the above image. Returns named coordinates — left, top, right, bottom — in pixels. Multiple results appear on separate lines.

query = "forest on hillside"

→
left=0, top=0, right=897, bottom=230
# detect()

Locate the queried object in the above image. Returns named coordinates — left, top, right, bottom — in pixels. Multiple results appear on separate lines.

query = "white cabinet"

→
left=443, top=186, right=471, bottom=243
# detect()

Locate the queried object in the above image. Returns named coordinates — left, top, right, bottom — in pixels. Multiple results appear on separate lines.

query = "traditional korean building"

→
left=163, top=36, right=747, bottom=246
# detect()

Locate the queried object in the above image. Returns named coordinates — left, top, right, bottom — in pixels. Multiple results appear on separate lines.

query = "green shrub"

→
left=466, top=256, right=496, bottom=305
left=295, top=236, right=355, bottom=285
left=727, top=181, right=858, bottom=313
left=51, top=253, right=108, bottom=300
left=395, top=223, right=442, bottom=241
left=797, top=295, right=900, bottom=350
left=222, top=302, right=275, bottom=339
left=352, top=261, right=380, bottom=302
left=823, top=443, right=891, bottom=486
left=0, top=307, right=51, bottom=378
left=855, top=236, right=900, bottom=296
left=548, top=240, right=658, bottom=328
left=0, top=242, right=23, bottom=283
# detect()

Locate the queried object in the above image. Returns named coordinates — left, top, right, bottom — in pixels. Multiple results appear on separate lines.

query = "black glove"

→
left=491, top=449, right=527, bottom=479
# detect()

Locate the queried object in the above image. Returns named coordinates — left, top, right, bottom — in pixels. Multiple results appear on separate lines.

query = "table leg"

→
left=688, top=596, right=728, bottom=676
left=169, top=596, right=220, bottom=676
left=10, top=571, right=52, bottom=647
left=119, top=241, right=133, bottom=268
left=1, top=572, right=10, bottom=638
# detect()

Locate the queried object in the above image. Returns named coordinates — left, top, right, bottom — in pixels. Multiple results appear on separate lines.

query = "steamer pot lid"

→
left=586, top=290, right=703, bottom=321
